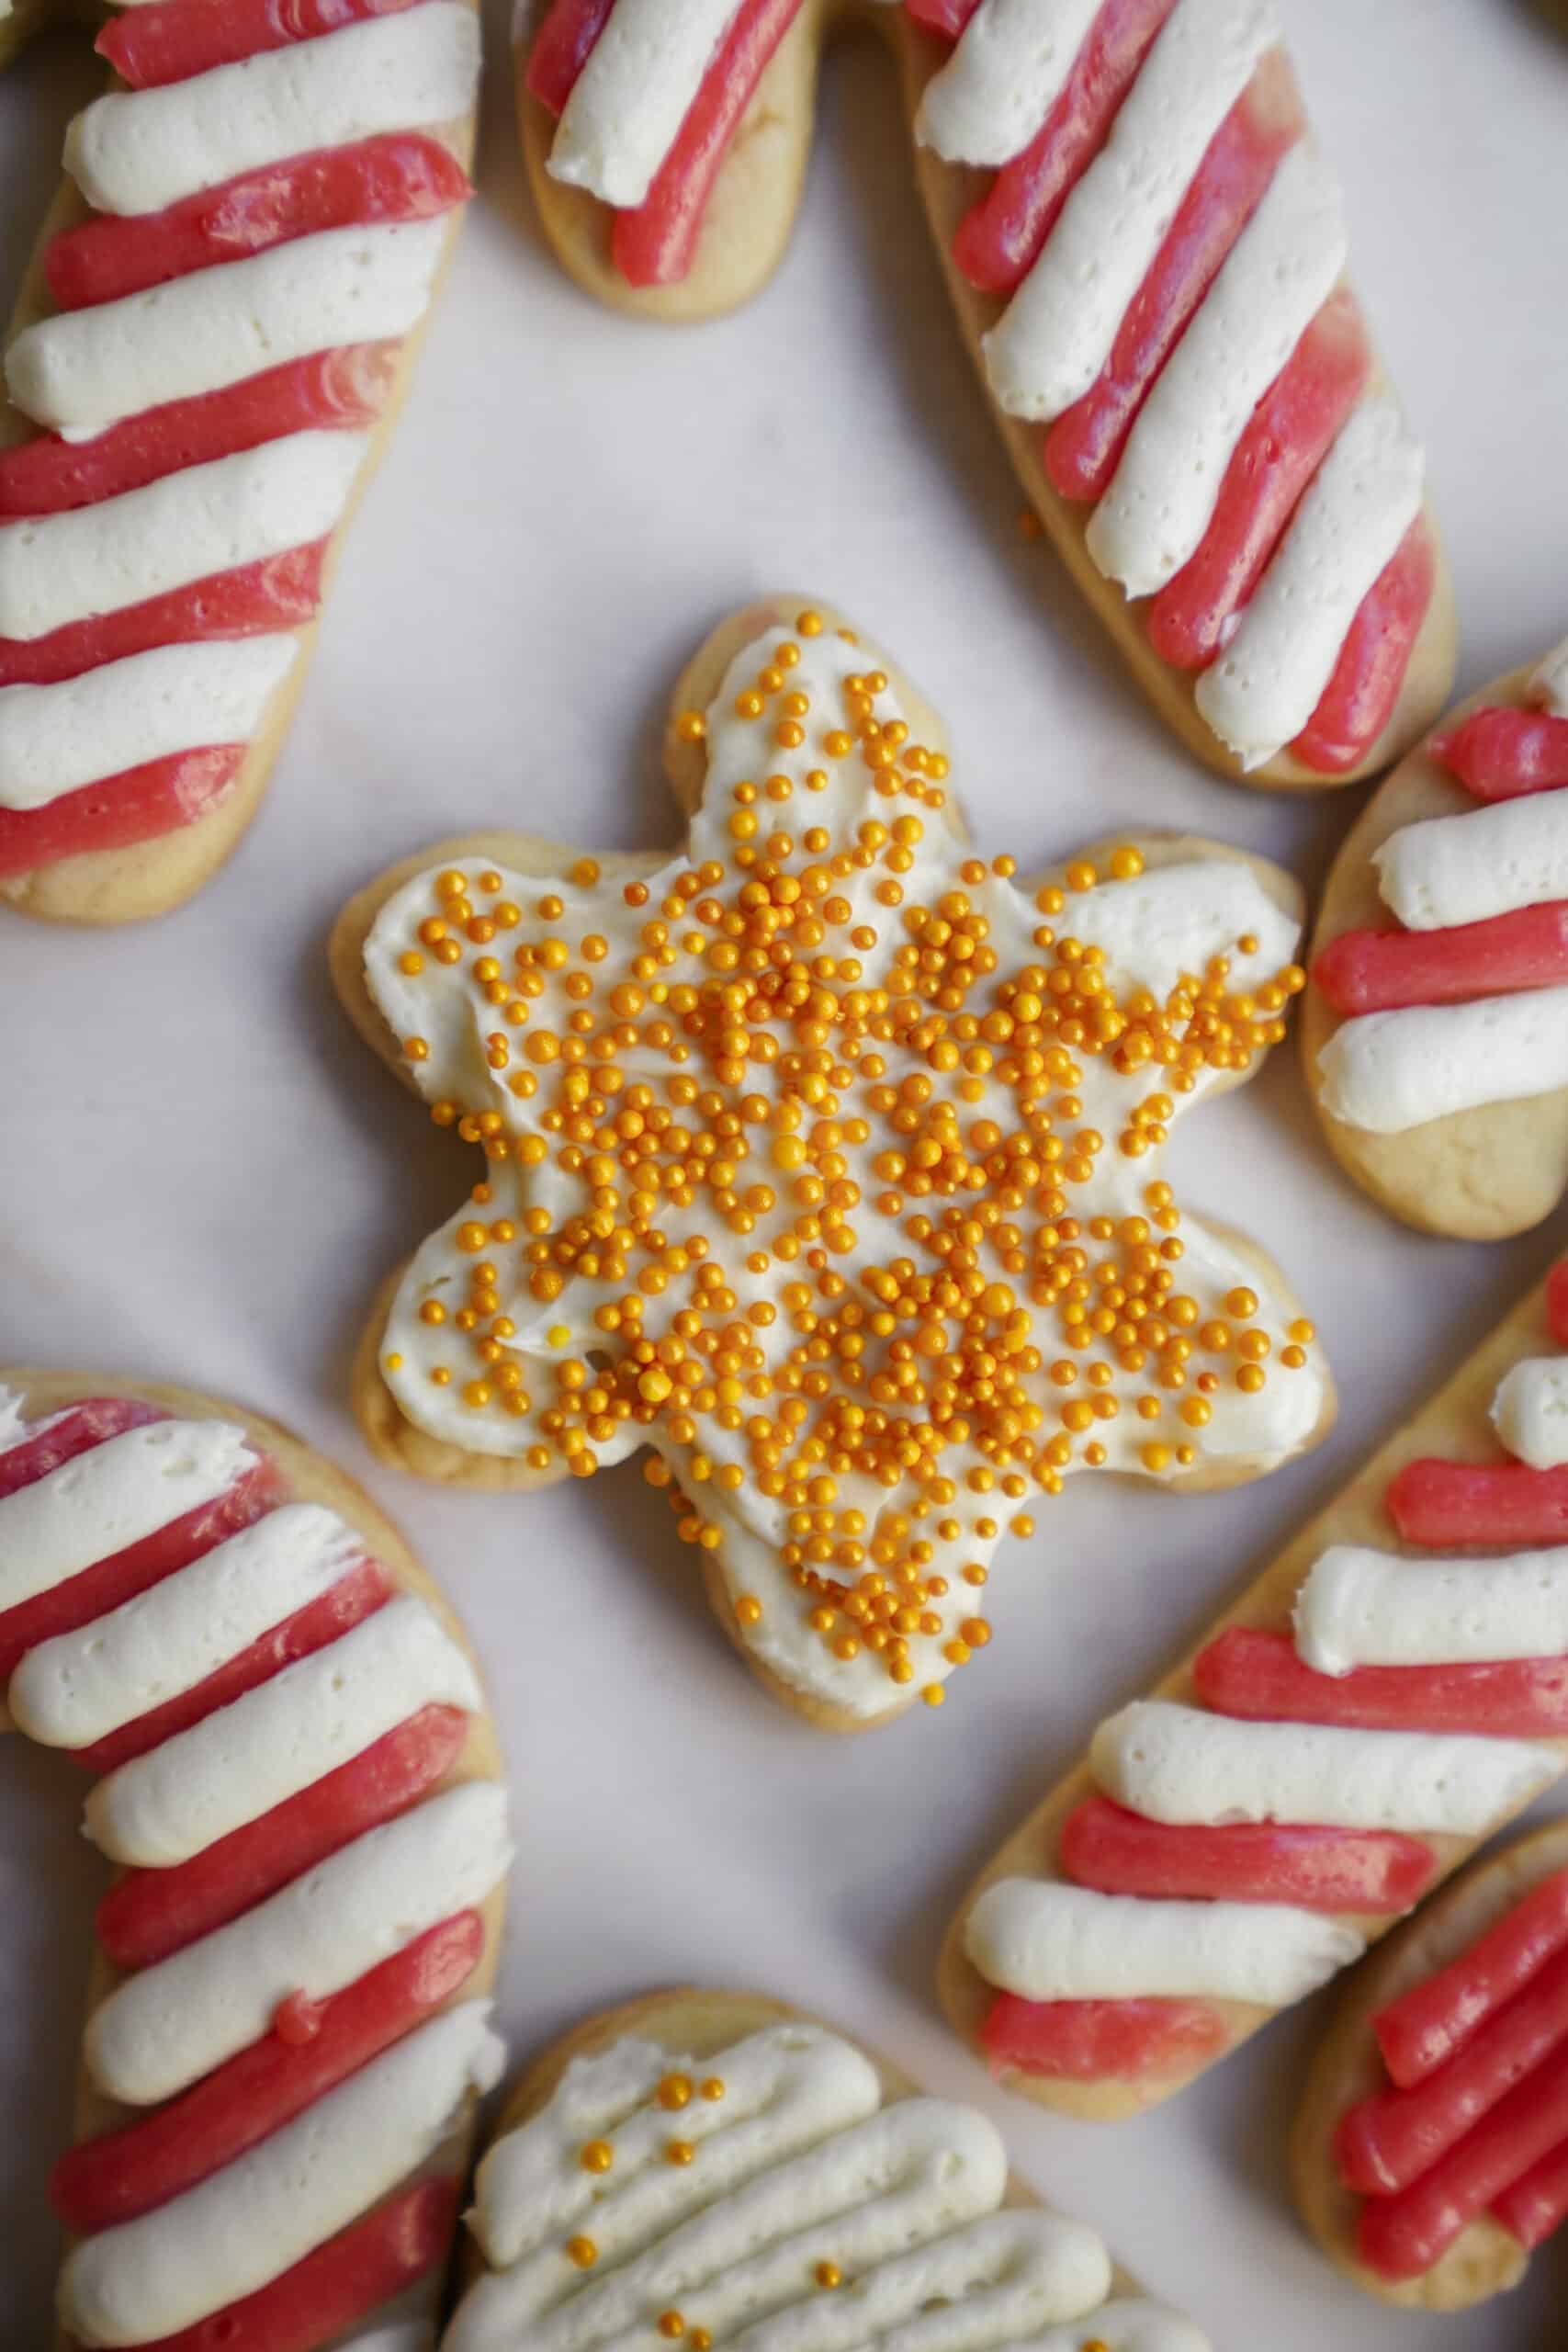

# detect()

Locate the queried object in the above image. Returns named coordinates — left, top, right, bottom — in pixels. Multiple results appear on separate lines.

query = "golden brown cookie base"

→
left=513, top=2, right=1457, bottom=790
left=939, top=1267, right=1565, bottom=2116
left=0, top=1368, right=506, bottom=2350
left=1303, top=657, right=1568, bottom=1239
left=1292, top=1815, right=1568, bottom=2312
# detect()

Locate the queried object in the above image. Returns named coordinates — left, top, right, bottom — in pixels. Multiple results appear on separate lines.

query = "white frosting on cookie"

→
left=8, top=1501, right=364, bottom=1748
left=6, top=217, right=449, bottom=434
left=449, top=2021, right=1189, bottom=2352
left=1375, top=792, right=1568, bottom=932
left=1195, top=395, right=1425, bottom=767
left=0, top=1418, right=254, bottom=1611
left=60, top=2002, right=503, bottom=2348
left=1295, top=1541, right=1568, bottom=1675
left=549, top=0, right=741, bottom=209
left=1492, top=1357, right=1568, bottom=1472
left=1090, top=1698, right=1559, bottom=1835
left=85, top=1592, right=481, bottom=1867
left=357, top=620, right=1326, bottom=1717
left=0, top=636, right=297, bottom=811
left=0, top=432, right=367, bottom=643
left=85, top=1780, right=512, bottom=2104
left=984, top=0, right=1279, bottom=422
left=1316, top=985, right=1568, bottom=1133
left=67, top=5, right=480, bottom=218
left=916, top=0, right=1103, bottom=168
left=1087, top=141, right=1343, bottom=598
left=964, top=1877, right=1362, bottom=2004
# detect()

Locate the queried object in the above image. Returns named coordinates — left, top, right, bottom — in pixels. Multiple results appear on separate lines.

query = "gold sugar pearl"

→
left=580, top=2141, right=613, bottom=2174
left=658, top=2075, right=694, bottom=2111
left=566, top=2235, right=597, bottom=2268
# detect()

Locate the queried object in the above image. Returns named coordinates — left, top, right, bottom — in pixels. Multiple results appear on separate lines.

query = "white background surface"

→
left=2, top=1, right=1567, bottom=2342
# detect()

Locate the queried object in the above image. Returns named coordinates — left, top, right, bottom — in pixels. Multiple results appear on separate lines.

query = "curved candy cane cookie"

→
left=0, top=0, right=481, bottom=924
left=513, top=0, right=1456, bottom=790
left=941, top=1257, right=1568, bottom=2119
left=331, top=593, right=1333, bottom=1732
left=1305, top=635, right=1568, bottom=1239
left=1293, top=1816, right=1568, bottom=2314
left=443, top=1986, right=1212, bottom=2352
left=0, top=1369, right=511, bottom=2350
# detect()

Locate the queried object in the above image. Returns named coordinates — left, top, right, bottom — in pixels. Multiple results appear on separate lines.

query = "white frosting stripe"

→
left=8, top=1502, right=365, bottom=1750
left=916, top=0, right=1104, bottom=168
left=0, top=636, right=298, bottom=813
left=1530, top=636, right=1568, bottom=720
left=84, top=1780, right=513, bottom=2104
left=1091, top=1699, right=1558, bottom=1835
left=68, top=6, right=481, bottom=219
left=59, top=2002, right=504, bottom=2349
left=7, top=216, right=450, bottom=435
left=450, top=2101, right=1010, bottom=2351
left=1316, top=985, right=1568, bottom=1134
left=471, top=2024, right=882, bottom=2269
left=85, top=1593, right=480, bottom=1867
left=549, top=0, right=742, bottom=209
left=964, top=1878, right=1362, bottom=2004
left=1493, top=1359, right=1568, bottom=1472
left=984, top=0, right=1279, bottom=422
left=1087, top=143, right=1343, bottom=598
left=0, top=432, right=367, bottom=646
left=1295, top=1543, right=1568, bottom=1674
left=1021, top=2303, right=1212, bottom=2352
left=1375, top=793, right=1568, bottom=932
left=0, top=1419, right=254, bottom=1613
left=1194, top=394, right=1425, bottom=767
left=454, top=2021, right=1214, bottom=2352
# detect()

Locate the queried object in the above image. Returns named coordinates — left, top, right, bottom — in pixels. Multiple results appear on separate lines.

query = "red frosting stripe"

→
left=51, top=1913, right=483, bottom=2233
left=0, top=1399, right=163, bottom=1497
left=1355, top=2039, right=1568, bottom=2278
left=1313, top=903, right=1568, bottom=1016
left=96, top=1702, right=469, bottom=1969
left=0, top=346, right=399, bottom=520
left=1193, top=1627, right=1568, bottom=1741
left=1338, top=1944, right=1568, bottom=2199
left=122, top=2173, right=462, bottom=2352
left=1043, top=47, right=1303, bottom=500
left=1493, top=2135, right=1568, bottom=2249
left=611, top=0, right=808, bottom=288
left=952, top=0, right=1178, bottom=297
left=47, top=134, right=470, bottom=311
left=0, top=747, right=249, bottom=881
left=525, top=0, right=616, bottom=115
left=1387, top=1459, right=1568, bottom=1550
left=1373, top=1867, right=1568, bottom=2091
left=906, top=0, right=981, bottom=34
left=0, top=1462, right=278, bottom=1686
left=0, top=544, right=327, bottom=693
left=1292, top=519, right=1437, bottom=775
left=982, top=1990, right=1227, bottom=2082
left=1062, top=1792, right=1435, bottom=1915
left=99, top=0, right=424, bottom=90
left=1146, top=288, right=1370, bottom=671
left=1550, top=1261, right=1568, bottom=1350
left=1433, top=708, right=1568, bottom=801
left=78, top=1557, right=392, bottom=1775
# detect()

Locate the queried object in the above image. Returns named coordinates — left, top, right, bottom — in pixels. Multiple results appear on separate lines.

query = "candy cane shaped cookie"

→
left=443, top=1987, right=1213, bottom=2352
left=0, top=0, right=481, bottom=924
left=331, top=593, right=1333, bottom=1733
left=0, top=1369, right=512, bottom=2350
left=1305, top=635, right=1568, bottom=1239
left=513, top=1, right=1455, bottom=790
left=941, top=1257, right=1568, bottom=2118
left=1293, top=1816, right=1568, bottom=2313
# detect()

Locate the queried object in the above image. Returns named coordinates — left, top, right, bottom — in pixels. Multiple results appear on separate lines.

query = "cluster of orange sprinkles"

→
left=378, top=612, right=1317, bottom=1707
